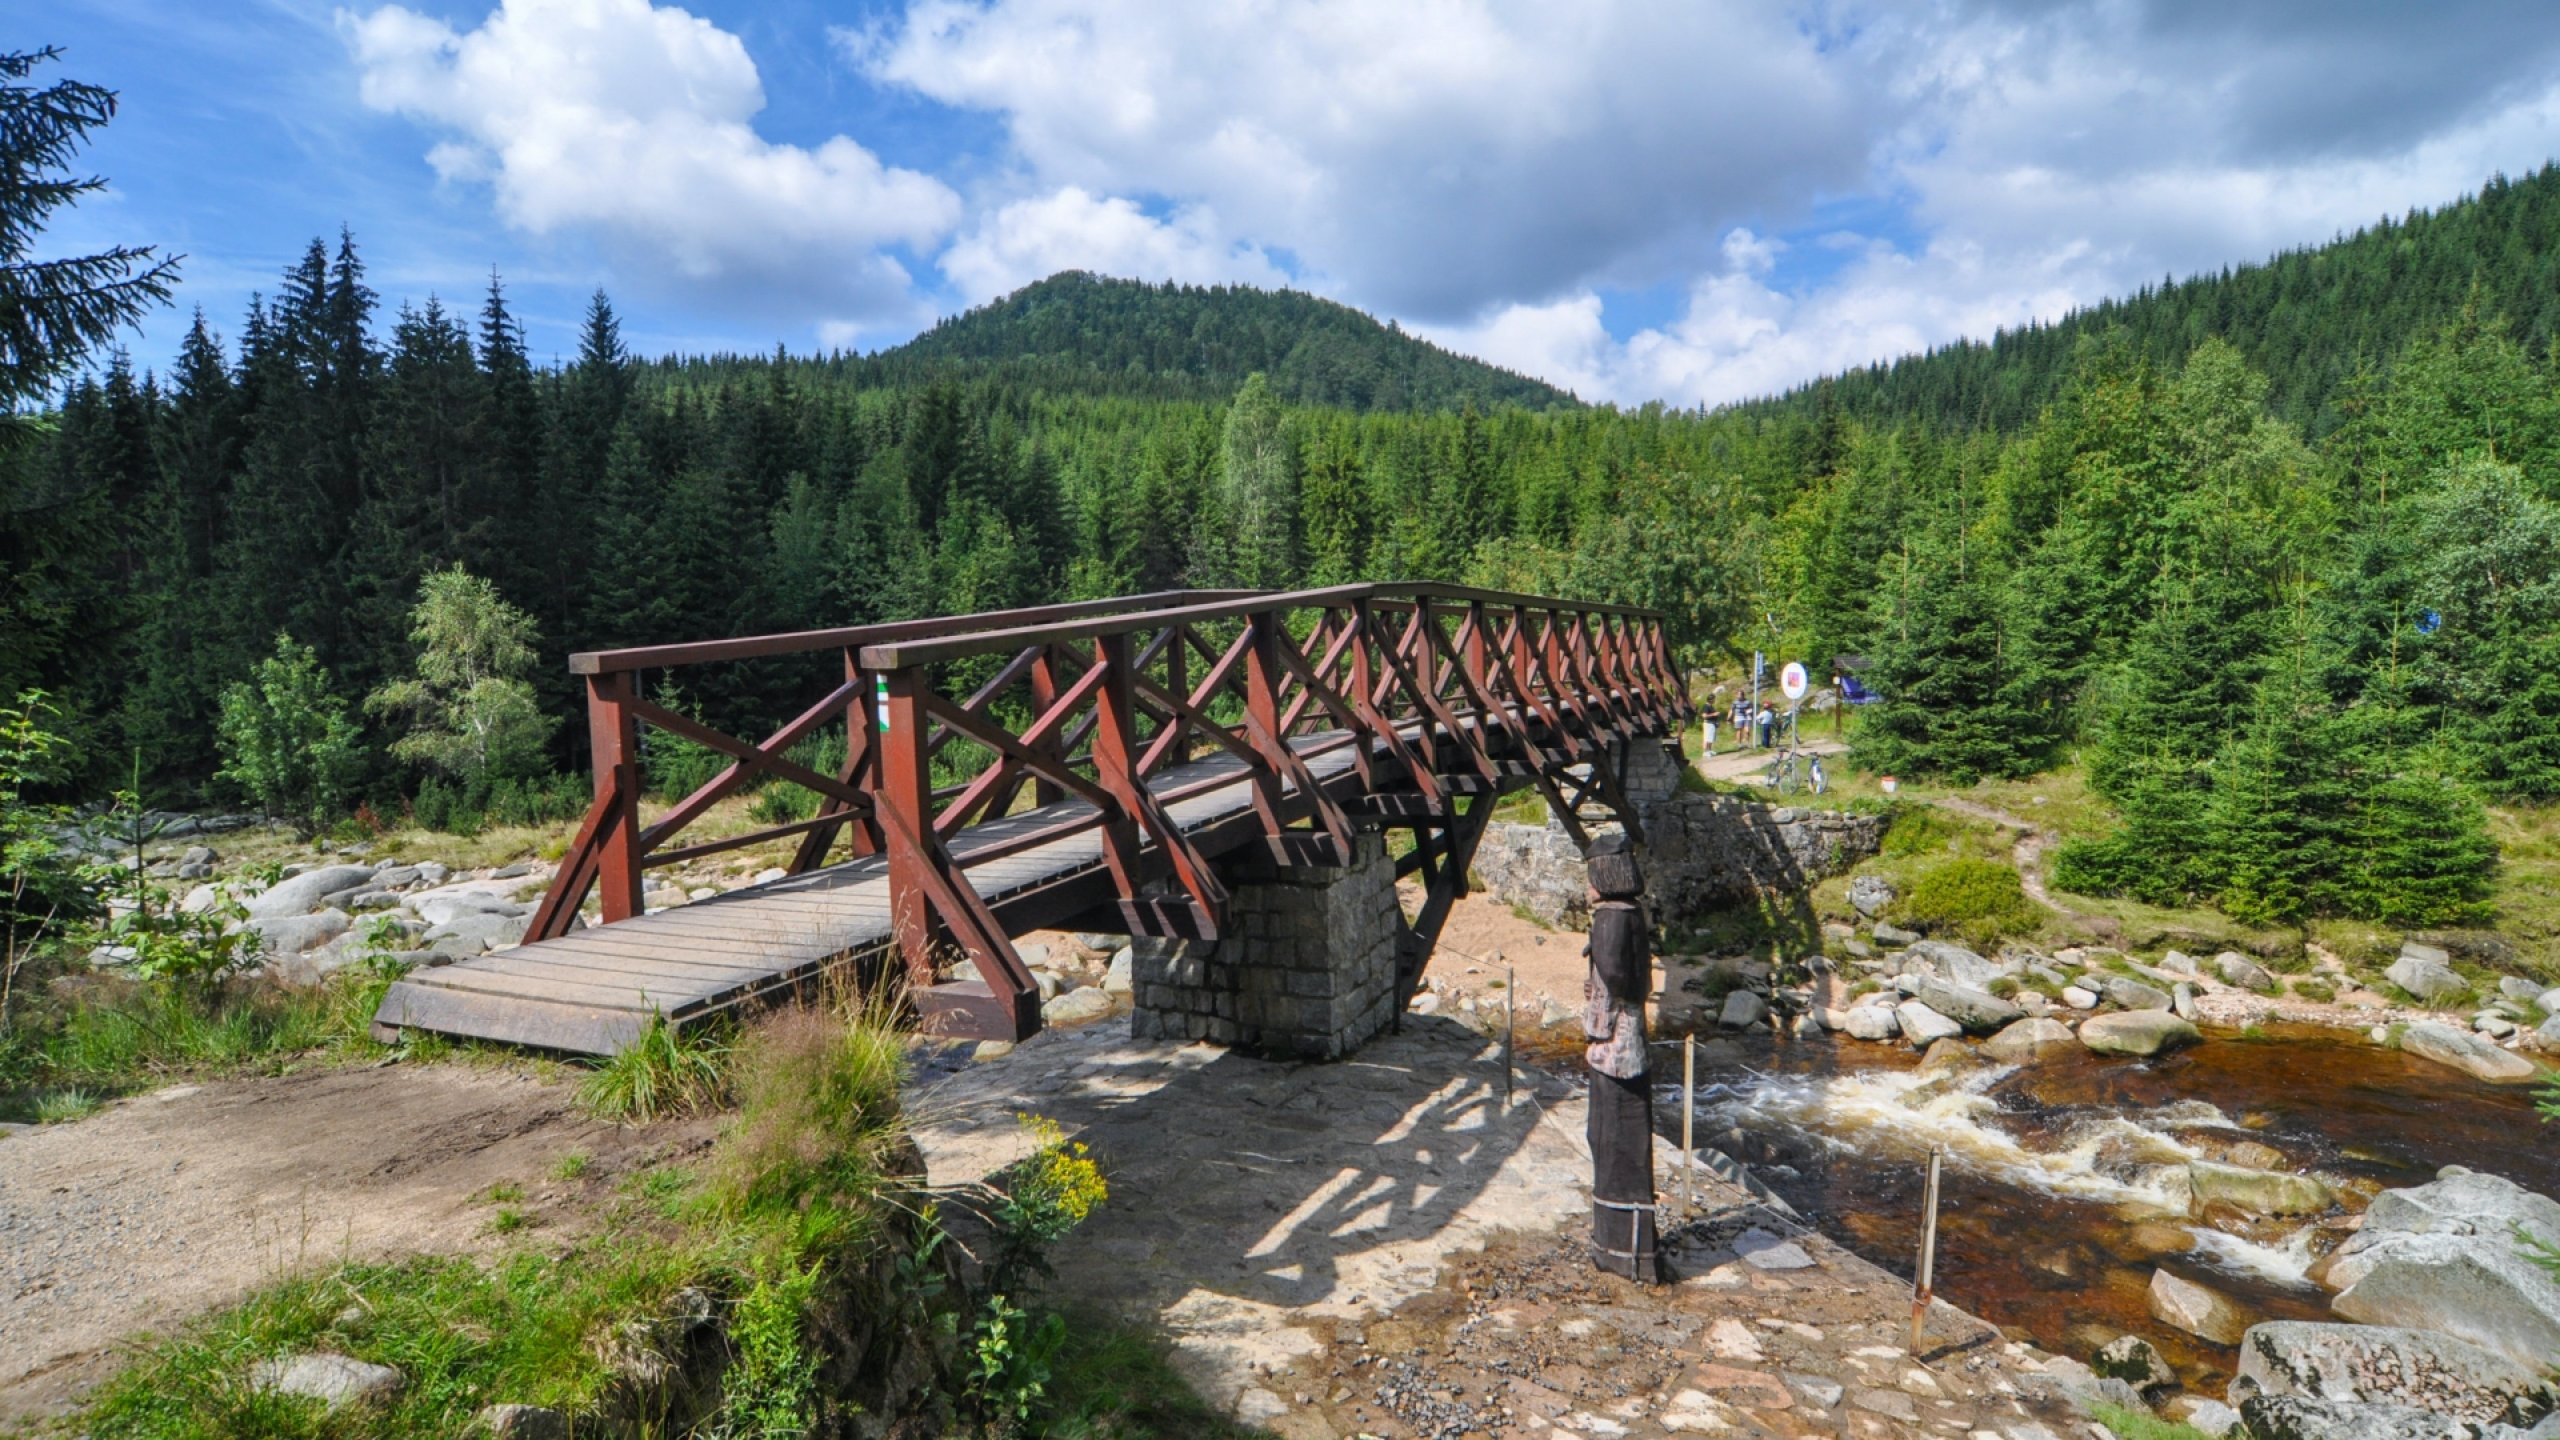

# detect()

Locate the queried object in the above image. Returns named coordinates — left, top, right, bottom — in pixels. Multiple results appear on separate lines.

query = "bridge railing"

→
left=525, top=584, right=1686, bottom=1039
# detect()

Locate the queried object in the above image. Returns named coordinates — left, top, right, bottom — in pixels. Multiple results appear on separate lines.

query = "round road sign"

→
left=1780, top=662, right=1808, bottom=701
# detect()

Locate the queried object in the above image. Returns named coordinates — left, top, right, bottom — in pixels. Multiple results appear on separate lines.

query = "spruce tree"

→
left=1851, top=558, right=2037, bottom=782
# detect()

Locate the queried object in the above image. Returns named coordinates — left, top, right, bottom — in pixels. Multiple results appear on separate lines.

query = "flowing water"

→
left=1664, top=1025, right=2560, bottom=1390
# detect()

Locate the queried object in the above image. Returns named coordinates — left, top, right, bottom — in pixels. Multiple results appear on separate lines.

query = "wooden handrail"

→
left=568, top=589, right=1263, bottom=674
left=857, top=582, right=1667, bottom=671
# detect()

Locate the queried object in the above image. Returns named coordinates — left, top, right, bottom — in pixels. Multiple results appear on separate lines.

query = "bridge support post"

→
left=1129, top=833, right=1400, bottom=1059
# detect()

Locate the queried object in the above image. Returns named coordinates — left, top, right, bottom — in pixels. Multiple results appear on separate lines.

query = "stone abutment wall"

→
left=1130, top=833, right=1401, bottom=1058
left=1475, top=751, right=1885, bottom=929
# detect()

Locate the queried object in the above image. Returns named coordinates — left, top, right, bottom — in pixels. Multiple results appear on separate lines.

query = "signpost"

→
left=1779, top=662, right=1807, bottom=701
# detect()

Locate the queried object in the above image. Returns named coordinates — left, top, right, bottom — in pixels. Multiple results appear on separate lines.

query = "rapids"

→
left=1665, top=1023, right=2560, bottom=1390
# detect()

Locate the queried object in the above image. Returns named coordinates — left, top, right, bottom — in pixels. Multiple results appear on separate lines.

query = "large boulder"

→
left=1911, top=977, right=2023, bottom=1033
left=243, top=864, right=377, bottom=920
left=2239, top=1394, right=2515, bottom=1440
left=2498, top=977, right=2547, bottom=1006
left=1984, top=1017, right=2078, bottom=1063
left=408, top=883, right=531, bottom=928
left=2398, top=1022, right=2543, bottom=1085
left=2103, top=975, right=2174, bottom=1012
left=2229, top=1321, right=2556, bottom=1428
left=1872, top=921, right=1919, bottom=948
left=1894, top=1000, right=1965, bottom=1047
left=2080, top=1010, right=2203, bottom=1058
left=2539, top=989, right=2560, bottom=1018
left=423, top=909, right=529, bottom=950
left=2389, top=951, right=2469, bottom=1005
left=2217, top=952, right=2276, bottom=992
left=1839, top=1005, right=1902, bottom=1041
left=1042, top=987, right=1115, bottom=1027
left=2150, top=1267, right=2252, bottom=1345
left=247, top=908, right=353, bottom=957
left=1910, top=940, right=2009, bottom=987
left=1719, top=989, right=1769, bottom=1029
left=2329, top=1168, right=2560, bottom=1373
left=2189, top=1160, right=2334, bottom=1217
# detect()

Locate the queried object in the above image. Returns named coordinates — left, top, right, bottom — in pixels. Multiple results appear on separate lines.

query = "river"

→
left=1670, top=1024, right=2560, bottom=1390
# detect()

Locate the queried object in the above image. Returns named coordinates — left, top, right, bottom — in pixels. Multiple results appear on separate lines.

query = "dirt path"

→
left=1923, top=795, right=2079, bottom=920
left=0, top=1062, right=711, bottom=1423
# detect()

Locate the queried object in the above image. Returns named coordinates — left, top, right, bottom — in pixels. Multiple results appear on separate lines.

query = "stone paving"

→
left=910, top=1015, right=2094, bottom=1439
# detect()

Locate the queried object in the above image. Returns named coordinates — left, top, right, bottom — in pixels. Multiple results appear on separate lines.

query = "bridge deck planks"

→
left=373, top=732, right=1377, bottom=1055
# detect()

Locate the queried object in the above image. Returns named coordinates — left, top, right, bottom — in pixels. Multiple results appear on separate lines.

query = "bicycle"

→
left=1763, top=747, right=1801, bottom=794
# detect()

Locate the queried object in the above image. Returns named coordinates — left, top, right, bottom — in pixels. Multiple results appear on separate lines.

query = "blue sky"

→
left=37, top=1, right=2560, bottom=405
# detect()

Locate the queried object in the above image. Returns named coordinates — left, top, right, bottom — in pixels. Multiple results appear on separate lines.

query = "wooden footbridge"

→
left=371, top=584, right=1688, bottom=1055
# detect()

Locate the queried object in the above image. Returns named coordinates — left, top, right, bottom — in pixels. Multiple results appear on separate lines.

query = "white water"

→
left=1696, top=1062, right=2324, bottom=1290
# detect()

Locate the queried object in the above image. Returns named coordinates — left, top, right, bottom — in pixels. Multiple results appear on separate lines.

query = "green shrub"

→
left=214, top=633, right=365, bottom=836
left=2290, top=978, right=2337, bottom=1004
left=1897, top=857, right=2040, bottom=946
left=1879, top=806, right=1959, bottom=858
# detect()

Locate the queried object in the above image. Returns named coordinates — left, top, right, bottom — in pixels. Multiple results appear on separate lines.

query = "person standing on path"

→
left=1756, top=703, right=1775, bottom=750
left=1582, top=831, right=1661, bottom=1282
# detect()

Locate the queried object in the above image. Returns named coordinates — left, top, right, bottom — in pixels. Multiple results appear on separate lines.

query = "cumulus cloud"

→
left=939, top=187, right=1290, bottom=301
left=342, top=0, right=963, bottom=330
left=1423, top=0, right=2560, bottom=404
left=856, top=0, right=1881, bottom=320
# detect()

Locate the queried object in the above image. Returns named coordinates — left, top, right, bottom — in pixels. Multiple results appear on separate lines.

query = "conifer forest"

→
left=14, top=164, right=2560, bottom=935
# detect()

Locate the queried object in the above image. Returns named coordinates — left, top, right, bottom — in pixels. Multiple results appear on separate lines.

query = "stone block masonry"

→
left=1130, top=832, right=1402, bottom=1059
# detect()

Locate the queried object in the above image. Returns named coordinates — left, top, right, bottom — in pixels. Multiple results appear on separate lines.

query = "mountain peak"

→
left=877, top=272, right=1579, bottom=413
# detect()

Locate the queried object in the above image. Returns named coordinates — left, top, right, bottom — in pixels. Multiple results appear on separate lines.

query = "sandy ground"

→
left=0, top=1062, right=712, bottom=1423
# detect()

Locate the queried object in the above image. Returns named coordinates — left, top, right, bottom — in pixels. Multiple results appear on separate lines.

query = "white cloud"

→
left=342, top=0, right=964, bottom=331
left=939, top=187, right=1289, bottom=302
left=1424, top=2, right=2560, bottom=405
left=857, top=0, right=1880, bottom=319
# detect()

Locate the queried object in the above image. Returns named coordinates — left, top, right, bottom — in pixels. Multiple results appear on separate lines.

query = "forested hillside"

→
left=868, top=271, right=1580, bottom=411
left=1768, top=164, right=2560, bottom=438
left=8, top=163, right=2560, bottom=936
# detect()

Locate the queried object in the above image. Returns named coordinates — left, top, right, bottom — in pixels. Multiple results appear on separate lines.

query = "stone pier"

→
left=1129, top=832, right=1402, bottom=1059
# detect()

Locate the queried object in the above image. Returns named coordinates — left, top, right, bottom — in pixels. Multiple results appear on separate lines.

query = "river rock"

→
left=249, top=1352, right=403, bottom=1409
left=2173, top=981, right=2200, bottom=1020
left=2397, top=1022, right=2543, bottom=1084
left=2062, top=984, right=2099, bottom=1009
left=1720, top=989, right=1769, bottom=1029
left=1103, top=946, right=1134, bottom=997
left=1894, top=1000, right=1964, bottom=1047
left=475, top=1404, right=567, bottom=1440
left=2498, top=977, right=2546, bottom=1006
left=2240, top=1394, right=2503, bottom=1440
left=424, top=910, right=529, bottom=950
left=2080, top=1010, right=2202, bottom=1057
left=2389, top=952, right=2469, bottom=1005
left=243, top=864, right=377, bottom=920
left=1872, top=921, right=1919, bottom=948
left=2103, top=975, right=2174, bottom=1011
left=1984, top=1016, right=2077, bottom=1062
left=2541, top=1014, right=2560, bottom=1048
left=1042, top=988, right=1115, bottom=1026
left=1840, top=1005, right=1901, bottom=1041
left=2328, top=1168, right=2560, bottom=1373
left=2539, top=989, right=2560, bottom=1018
left=249, top=909, right=353, bottom=956
left=1910, top=940, right=2008, bottom=986
left=2216, top=952, right=2275, bottom=991
left=2150, top=1267, right=2252, bottom=1345
left=2229, top=1321, right=2556, bottom=1427
left=1847, top=874, right=1895, bottom=918
left=408, top=884, right=529, bottom=928
left=2189, top=1160, right=2333, bottom=1217
left=1911, top=977, right=2022, bottom=1033
left=2093, top=1334, right=2173, bottom=1392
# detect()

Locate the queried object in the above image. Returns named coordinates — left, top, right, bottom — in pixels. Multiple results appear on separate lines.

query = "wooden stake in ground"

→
left=1681, top=1034, right=1696, bottom=1216
left=1502, top=960, right=1516, bottom=1103
left=1910, top=1144, right=1944, bottom=1356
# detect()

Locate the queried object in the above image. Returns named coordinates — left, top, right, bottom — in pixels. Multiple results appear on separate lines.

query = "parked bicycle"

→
left=1762, top=746, right=1829, bottom=796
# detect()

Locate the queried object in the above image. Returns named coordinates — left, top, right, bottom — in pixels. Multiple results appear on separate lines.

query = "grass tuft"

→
left=575, top=1013, right=728, bottom=1123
